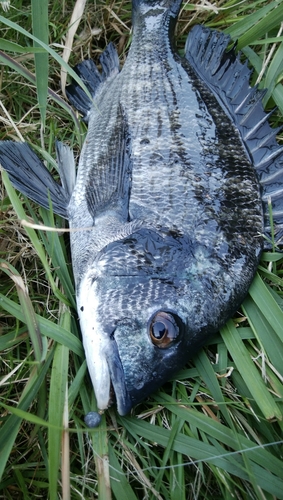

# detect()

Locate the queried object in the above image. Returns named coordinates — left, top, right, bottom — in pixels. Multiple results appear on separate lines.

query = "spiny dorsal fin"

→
left=0, top=141, right=69, bottom=218
left=185, top=25, right=283, bottom=245
left=66, top=43, right=120, bottom=123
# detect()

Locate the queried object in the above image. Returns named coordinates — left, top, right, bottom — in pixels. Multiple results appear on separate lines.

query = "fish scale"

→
left=1, top=0, right=283, bottom=417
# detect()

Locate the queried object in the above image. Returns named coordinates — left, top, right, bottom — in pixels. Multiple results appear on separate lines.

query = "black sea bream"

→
left=1, top=0, right=283, bottom=416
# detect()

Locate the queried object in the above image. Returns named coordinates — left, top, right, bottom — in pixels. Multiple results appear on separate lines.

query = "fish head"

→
left=106, top=294, right=193, bottom=414
left=77, top=227, right=239, bottom=416
left=78, top=274, right=194, bottom=417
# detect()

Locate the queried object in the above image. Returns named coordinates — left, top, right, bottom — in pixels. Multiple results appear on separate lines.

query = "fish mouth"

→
left=106, top=337, right=133, bottom=416
left=82, top=326, right=132, bottom=415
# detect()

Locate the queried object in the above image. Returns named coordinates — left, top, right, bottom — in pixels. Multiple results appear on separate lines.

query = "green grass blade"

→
left=0, top=403, right=59, bottom=429
left=0, top=14, right=92, bottom=101
left=154, top=418, right=184, bottom=494
left=248, top=273, right=283, bottom=343
left=242, top=296, right=283, bottom=375
left=91, top=412, right=112, bottom=500
left=220, top=320, right=281, bottom=420
left=0, top=39, right=45, bottom=53
left=0, top=293, right=83, bottom=356
left=123, top=416, right=283, bottom=498
left=0, top=259, right=45, bottom=362
left=13, top=469, right=30, bottom=499
left=194, top=349, right=234, bottom=427
left=39, top=207, right=76, bottom=309
left=225, top=1, right=283, bottom=46
left=0, top=352, right=53, bottom=480
left=48, top=325, right=69, bottom=500
left=157, top=394, right=283, bottom=478
left=68, top=361, right=87, bottom=406
left=272, top=83, right=283, bottom=114
left=31, top=0, right=49, bottom=128
left=108, top=444, right=138, bottom=500
left=262, top=41, right=283, bottom=103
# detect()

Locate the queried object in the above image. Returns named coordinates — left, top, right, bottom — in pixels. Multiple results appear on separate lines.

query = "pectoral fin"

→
left=0, top=141, right=70, bottom=218
left=85, top=104, right=132, bottom=222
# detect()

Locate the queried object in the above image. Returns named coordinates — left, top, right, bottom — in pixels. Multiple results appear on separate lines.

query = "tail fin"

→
left=0, top=141, right=69, bottom=218
left=132, top=0, right=182, bottom=32
left=132, top=0, right=182, bottom=18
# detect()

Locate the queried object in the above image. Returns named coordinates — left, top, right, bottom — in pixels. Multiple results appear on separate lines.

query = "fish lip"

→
left=107, top=336, right=133, bottom=416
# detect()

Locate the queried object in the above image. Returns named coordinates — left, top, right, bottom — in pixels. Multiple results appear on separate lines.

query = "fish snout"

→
left=82, top=325, right=132, bottom=416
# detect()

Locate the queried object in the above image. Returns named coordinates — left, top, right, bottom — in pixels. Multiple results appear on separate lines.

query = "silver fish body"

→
left=69, top=0, right=263, bottom=414
left=1, top=0, right=283, bottom=416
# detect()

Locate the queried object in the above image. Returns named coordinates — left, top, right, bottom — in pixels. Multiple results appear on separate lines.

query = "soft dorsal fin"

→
left=0, top=141, right=70, bottom=218
left=66, top=43, right=120, bottom=123
left=185, top=25, right=283, bottom=244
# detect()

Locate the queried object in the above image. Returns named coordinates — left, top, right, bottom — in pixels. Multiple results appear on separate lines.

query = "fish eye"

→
left=149, top=311, right=179, bottom=348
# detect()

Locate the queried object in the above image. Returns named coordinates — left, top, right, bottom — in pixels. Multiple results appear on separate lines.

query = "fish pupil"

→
left=152, top=321, right=166, bottom=339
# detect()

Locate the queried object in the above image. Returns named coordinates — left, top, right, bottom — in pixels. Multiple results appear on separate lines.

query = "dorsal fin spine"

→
left=243, top=109, right=276, bottom=140
left=233, top=86, right=258, bottom=112
left=239, top=95, right=268, bottom=126
left=249, top=127, right=283, bottom=153
left=255, top=146, right=283, bottom=169
left=258, top=165, right=283, bottom=184
left=262, top=187, right=283, bottom=200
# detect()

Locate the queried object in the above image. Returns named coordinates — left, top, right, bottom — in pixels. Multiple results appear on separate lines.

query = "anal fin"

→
left=66, top=43, right=120, bottom=123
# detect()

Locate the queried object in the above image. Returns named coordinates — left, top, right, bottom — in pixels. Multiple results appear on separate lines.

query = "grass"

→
left=0, top=0, right=283, bottom=498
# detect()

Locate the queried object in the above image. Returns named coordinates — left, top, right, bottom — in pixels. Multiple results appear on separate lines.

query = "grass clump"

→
left=1, top=1, right=283, bottom=499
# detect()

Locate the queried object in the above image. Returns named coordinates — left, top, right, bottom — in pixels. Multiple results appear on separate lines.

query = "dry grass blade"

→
left=61, top=0, right=87, bottom=94
left=31, top=0, right=49, bottom=130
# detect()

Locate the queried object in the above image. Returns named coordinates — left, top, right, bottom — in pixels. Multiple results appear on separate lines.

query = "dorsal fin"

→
left=185, top=25, right=283, bottom=245
left=66, top=43, right=120, bottom=123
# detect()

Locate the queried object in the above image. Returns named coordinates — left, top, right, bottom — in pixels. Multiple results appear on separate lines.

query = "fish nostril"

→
left=135, top=376, right=145, bottom=390
left=140, top=138, right=150, bottom=145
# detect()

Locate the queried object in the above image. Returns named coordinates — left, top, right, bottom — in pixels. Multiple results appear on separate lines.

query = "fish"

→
left=1, top=0, right=283, bottom=417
